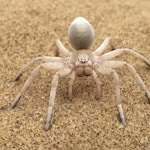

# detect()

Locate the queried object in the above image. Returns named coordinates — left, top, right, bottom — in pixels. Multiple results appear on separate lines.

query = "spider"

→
left=9, top=17, right=150, bottom=131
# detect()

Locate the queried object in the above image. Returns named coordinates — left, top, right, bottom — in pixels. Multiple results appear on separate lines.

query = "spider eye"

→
left=78, top=57, right=89, bottom=63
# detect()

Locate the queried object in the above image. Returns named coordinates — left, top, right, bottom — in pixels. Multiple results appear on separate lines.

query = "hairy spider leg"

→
left=93, top=37, right=113, bottom=55
left=100, top=48, right=150, bottom=67
left=45, top=68, right=72, bottom=131
left=56, top=39, right=72, bottom=56
left=96, top=65, right=126, bottom=126
left=103, top=60, right=150, bottom=103
left=11, top=56, right=64, bottom=81
left=68, top=71, right=76, bottom=101
left=92, top=71, right=102, bottom=100
left=9, top=62, right=65, bottom=109
left=96, top=64, right=126, bottom=125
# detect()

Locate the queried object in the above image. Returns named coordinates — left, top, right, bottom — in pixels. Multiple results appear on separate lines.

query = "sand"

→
left=0, top=0, right=150, bottom=149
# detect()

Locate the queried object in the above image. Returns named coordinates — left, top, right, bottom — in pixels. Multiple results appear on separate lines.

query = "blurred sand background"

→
left=0, top=0, right=150, bottom=149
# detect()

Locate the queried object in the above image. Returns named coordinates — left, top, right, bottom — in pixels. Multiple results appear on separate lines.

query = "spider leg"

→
left=92, top=71, right=102, bottom=100
left=56, top=39, right=72, bottom=56
left=45, top=68, right=71, bottom=131
left=9, top=62, right=65, bottom=110
left=11, top=56, right=64, bottom=81
left=96, top=65, right=126, bottom=125
left=93, top=37, right=113, bottom=55
left=100, top=48, right=150, bottom=67
left=68, top=71, right=76, bottom=101
left=103, top=60, right=150, bottom=103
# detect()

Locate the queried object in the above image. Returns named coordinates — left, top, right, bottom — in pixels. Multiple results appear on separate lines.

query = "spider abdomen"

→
left=68, top=17, right=94, bottom=50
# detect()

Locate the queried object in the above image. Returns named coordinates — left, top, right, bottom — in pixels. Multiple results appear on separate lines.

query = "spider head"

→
left=77, top=53, right=89, bottom=64
left=72, top=51, right=93, bottom=76
left=73, top=50, right=93, bottom=66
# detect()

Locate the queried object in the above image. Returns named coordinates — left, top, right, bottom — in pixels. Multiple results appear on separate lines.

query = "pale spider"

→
left=10, top=17, right=150, bottom=131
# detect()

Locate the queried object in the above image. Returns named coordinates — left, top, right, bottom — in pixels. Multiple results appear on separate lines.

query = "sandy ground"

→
left=0, top=0, right=150, bottom=149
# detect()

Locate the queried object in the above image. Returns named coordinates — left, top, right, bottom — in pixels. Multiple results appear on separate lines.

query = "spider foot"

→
left=10, top=74, right=22, bottom=82
left=145, top=92, right=150, bottom=104
left=44, top=121, right=52, bottom=131
left=144, top=61, right=150, bottom=68
left=9, top=95, right=21, bottom=110
left=117, top=113, right=127, bottom=126
left=121, top=119, right=127, bottom=126
left=68, top=95, right=73, bottom=101
left=95, top=92, right=101, bottom=100
left=117, top=104, right=126, bottom=126
left=110, top=43, right=115, bottom=51
left=9, top=101, right=19, bottom=110
left=44, top=106, right=53, bottom=131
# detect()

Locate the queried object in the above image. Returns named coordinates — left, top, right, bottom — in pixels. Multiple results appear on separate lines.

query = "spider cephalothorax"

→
left=10, top=17, right=150, bottom=131
left=69, top=50, right=94, bottom=77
